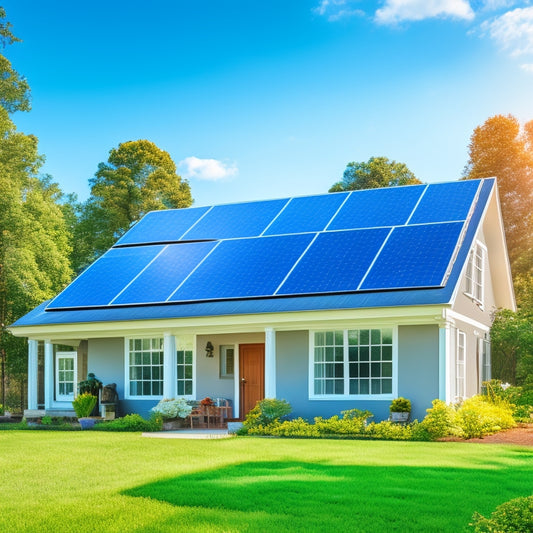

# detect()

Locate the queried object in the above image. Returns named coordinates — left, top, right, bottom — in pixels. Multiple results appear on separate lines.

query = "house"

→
left=9, top=178, right=515, bottom=422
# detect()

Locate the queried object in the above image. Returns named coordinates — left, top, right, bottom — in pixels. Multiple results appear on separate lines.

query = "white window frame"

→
left=479, top=334, right=491, bottom=388
left=220, top=344, right=236, bottom=379
left=465, top=241, right=486, bottom=307
left=176, top=337, right=195, bottom=399
left=55, top=351, right=77, bottom=402
left=455, top=331, right=466, bottom=401
left=125, top=337, right=164, bottom=400
left=308, top=326, right=398, bottom=400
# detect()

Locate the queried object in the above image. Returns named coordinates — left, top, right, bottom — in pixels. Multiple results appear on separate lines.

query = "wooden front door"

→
left=239, top=343, right=265, bottom=418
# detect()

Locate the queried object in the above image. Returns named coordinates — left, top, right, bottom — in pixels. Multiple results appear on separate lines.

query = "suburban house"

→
left=10, top=178, right=515, bottom=422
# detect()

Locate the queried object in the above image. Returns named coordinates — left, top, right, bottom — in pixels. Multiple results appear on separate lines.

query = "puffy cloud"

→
left=178, top=157, right=238, bottom=181
left=375, top=0, right=475, bottom=25
left=520, top=62, right=533, bottom=71
left=481, top=7, right=533, bottom=56
left=313, top=0, right=365, bottom=21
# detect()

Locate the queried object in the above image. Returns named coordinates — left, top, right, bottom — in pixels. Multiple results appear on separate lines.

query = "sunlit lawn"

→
left=0, top=431, right=531, bottom=532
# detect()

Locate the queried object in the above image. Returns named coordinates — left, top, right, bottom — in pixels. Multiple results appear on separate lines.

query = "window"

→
left=465, top=243, right=485, bottom=304
left=220, top=345, right=235, bottom=378
left=177, top=338, right=194, bottom=396
left=128, top=338, right=164, bottom=397
left=480, top=334, right=491, bottom=385
left=312, top=328, right=394, bottom=398
left=56, top=351, right=77, bottom=401
left=456, top=331, right=466, bottom=400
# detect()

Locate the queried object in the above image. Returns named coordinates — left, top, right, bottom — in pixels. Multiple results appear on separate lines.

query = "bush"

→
left=365, top=420, right=413, bottom=440
left=93, top=414, right=163, bottom=432
left=456, top=396, right=515, bottom=439
left=419, top=399, right=460, bottom=440
left=72, top=393, right=98, bottom=418
left=471, top=495, right=533, bottom=532
left=151, top=398, right=192, bottom=419
left=390, top=397, right=411, bottom=413
left=242, top=399, right=292, bottom=430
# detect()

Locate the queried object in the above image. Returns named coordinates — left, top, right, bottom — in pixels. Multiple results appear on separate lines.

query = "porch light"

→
left=205, top=341, right=214, bottom=358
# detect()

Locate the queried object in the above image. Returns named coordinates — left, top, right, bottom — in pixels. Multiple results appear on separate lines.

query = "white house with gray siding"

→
left=10, top=178, right=515, bottom=422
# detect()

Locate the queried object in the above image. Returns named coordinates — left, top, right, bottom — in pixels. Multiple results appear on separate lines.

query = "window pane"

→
left=348, top=347, right=358, bottom=361
left=382, top=379, right=392, bottom=394
left=315, top=364, right=324, bottom=378
left=315, top=332, right=324, bottom=346
left=334, top=363, right=343, bottom=377
left=371, top=363, right=381, bottom=377
left=334, top=380, right=344, bottom=394
left=359, top=330, right=369, bottom=345
left=359, top=347, right=369, bottom=361
left=185, top=382, right=193, bottom=395
left=142, top=352, right=150, bottom=365
left=371, top=379, right=381, bottom=394
left=360, top=363, right=369, bottom=378
left=177, top=350, right=184, bottom=364
left=349, top=363, right=358, bottom=378
left=335, top=347, right=343, bottom=361
left=382, top=329, right=393, bottom=345
left=177, top=382, right=184, bottom=395
left=371, top=346, right=381, bottom=361
left=348, top=330, right=358, bottom=345
left=325, top=332, right=333, bottom=345
left=382, top=346, right=392, bottom=361
left=314, top=347, right=324, bottom=362
left=325, top=347, right=334, bottom=361
left=185, top=351, right=193, bottom=364
left=382, top=362, right=392, bottom=378
left=142, top=338, right=150, bottom=351
left=371, top=329, right=381, bottom=344
left=335, top=330, right=343, bottom=345
left=349, top=380, right=359, bottom=394
left=359, top=380, right=369, bottom=394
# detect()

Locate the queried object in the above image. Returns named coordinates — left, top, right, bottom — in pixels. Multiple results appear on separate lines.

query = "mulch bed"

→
left=466, top=424, right=533, bottom=447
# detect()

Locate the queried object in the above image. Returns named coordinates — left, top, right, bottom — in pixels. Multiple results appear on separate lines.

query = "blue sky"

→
left=3, top=0, right=533, bottom=207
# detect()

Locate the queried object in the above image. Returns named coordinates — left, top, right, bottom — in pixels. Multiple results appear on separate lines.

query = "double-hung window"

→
left=456, top=331, right=466, bottom=401
left=311, top=328, right=395, bottom=398
left=127, top=338, right=164, bottom=397
left=176, top=339, right=194, bottom=396
left=480, top=334, right=491, bottom=385
left=465, top=243, right=485, bottom=305
left=56, top=351, right=77, bottom=401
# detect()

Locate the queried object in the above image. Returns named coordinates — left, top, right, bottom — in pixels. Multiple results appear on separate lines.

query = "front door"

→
left=239, top=343, right=265, bottom=418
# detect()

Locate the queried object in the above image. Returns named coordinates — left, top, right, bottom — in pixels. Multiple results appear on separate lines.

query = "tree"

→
left=0, top=9, right=72, bottom=410
left=463, top=114, right=533, bottom=272
left=329, top=156, right=421, bottom=192
left=80, top=140, right=193, bottom=263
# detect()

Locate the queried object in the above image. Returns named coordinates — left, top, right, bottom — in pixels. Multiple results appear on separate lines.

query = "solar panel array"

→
left=47, top=180, right=483, bottom=310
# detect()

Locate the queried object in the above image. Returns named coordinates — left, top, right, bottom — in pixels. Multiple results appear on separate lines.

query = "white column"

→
left=44, top=341, right=54, bottom=410
left=438, top=326, right=447, bottom=402
left=264, top=327, right=276, bottom=399
left=27, top=340, right=39, bottom=410
left=163, top=333, right=177, bottom=399
left=438, top=322, right=455, bottom=403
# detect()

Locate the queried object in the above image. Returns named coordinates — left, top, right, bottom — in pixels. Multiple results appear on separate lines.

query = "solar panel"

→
left=111, top=241, right=217, bottom=305
left=47, top=246, right=164, bottom=309
left=263, top=192, right=349, bottom=235
left=360, top=222, right=465, bottom=290
left=408, top=180, right=480, bottom=224
left=114, top=206, right=211, bottom=246
left=277, top=228, right=390, bottom=295
left=327, top=185, right=425, bottom=230
left=181, top=198, right=289, bottom=240
left=169, top=233, right=315, bottom=301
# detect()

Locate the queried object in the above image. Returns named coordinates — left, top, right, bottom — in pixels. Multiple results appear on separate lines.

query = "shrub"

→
left=456, top=395, right=515, bottom=439
left=72, top=393, right=98, bottom=418
left=151, top=398, right=192, bottom=419
left=270, top=418, right=319, bottom=437
left=365, top=420, right=413, bottom=440
left=78, top=373, right=102, bottom=395
left=470, top=495, right=533, bottom=532
left=93, top=413, right=163, bottom=432
left=390, top=397, right=411, bottom=413
left=420, top=399, right=460, bottom=440
left=243, top=399, right=292, bottom=430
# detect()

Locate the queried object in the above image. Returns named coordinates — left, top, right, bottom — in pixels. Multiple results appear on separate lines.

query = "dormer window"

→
left=465, top=242, right=485, bottom=305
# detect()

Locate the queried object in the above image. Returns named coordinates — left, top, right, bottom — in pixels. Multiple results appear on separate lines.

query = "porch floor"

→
left=142, top=429, right=231, bottom=439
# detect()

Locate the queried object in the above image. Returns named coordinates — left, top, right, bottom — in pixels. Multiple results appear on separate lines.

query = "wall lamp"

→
left=205, top=341, right=214, bottom=358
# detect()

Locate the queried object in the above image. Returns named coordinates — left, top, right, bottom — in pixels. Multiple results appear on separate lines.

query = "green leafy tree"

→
left=463, top=114, right=533, bottom=273
left=78, top=140, right=193, bottom=264
left=329, top=156, right=421, bottom=192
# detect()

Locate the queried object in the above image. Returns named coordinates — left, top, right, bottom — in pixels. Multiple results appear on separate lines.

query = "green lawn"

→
left=0, top=432, right=531, bottom=532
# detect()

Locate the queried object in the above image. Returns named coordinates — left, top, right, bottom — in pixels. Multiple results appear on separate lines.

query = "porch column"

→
left=27, top=340, right=39, bottom=410
left=163, top=333, right=177, bottom=399
left=438, top=322, right=454, bottom=403
left=44, top=341, right=54, bottom=410
left=264, top=327, right=276, bottom=398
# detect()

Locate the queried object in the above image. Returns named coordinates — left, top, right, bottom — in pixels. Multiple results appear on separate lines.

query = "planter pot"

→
left=162, top=418, right=188, bottom=430
left=390, top=412, right=410, bottom=423
left=79, top=417, right=97, bottom=430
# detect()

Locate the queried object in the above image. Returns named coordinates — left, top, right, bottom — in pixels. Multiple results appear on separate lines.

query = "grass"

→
left=0, top=431, right=531, bottom=532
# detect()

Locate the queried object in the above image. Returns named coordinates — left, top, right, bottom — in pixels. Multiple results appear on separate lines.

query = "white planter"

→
left=390, top=412, right=410, bottom=423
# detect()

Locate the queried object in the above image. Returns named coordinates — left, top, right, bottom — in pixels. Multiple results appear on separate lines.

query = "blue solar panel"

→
left=170, top=233, right=315, bottom=301
left=409, top=180, right=480, bottom=224
left=277, top=228, right=390, bottom=295
left=114, top=206, right=211, bottom=246
left=263, top=193, right=349, bottom=235
left=327, top=185, right=425, bottom=230
left=47, top=246, right=164, bottom=309
left=111, top=241, right=217, bottom=304
left=360, top=222, right=465, bottom=290
left=181, top=198, right=289, bottom=240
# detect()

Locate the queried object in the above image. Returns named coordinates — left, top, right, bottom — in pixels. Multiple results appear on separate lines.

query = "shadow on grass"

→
left=123, top=459, right=532, bottom=532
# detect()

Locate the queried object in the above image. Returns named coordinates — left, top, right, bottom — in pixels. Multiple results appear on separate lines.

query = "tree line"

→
left=1, top=7, right=531, bottom=411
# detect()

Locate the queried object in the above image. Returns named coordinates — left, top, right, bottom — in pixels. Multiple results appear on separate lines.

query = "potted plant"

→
left=78, top=373, right=102, bottom=416
left=151, top=398, right=193, bottom=430
left=73, top=392, right=98, bottom=429
left=390, top=397, right=411, bottom=423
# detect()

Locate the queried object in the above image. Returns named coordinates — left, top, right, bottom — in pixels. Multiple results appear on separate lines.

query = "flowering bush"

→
left=200, top=397, right=213, bottom=406
left=151, top=398, right=192, bottom=419
left=471, top=495, right=533, bottom=532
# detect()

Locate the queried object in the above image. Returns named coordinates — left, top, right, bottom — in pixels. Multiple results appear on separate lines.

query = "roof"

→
left=12, top=178, right=497, bottom=328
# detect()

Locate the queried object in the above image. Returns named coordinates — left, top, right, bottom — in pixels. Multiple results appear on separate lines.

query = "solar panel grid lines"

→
left=323, top=191, right=352, bottom=231
left=260, top=197, right=293, bottom=236
left=355, top=227, right=395, bottom=291
left=404, top=183, right=429, bottom=225
left=176, top=204, right=215, bottom=240
left=360, top=222, right=466, bottom=290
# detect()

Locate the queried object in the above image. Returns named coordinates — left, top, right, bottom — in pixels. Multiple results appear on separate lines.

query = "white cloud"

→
left=481, top=7, right=533, bottom=56
left=178, top=157, right=238, bottom=181
left=375, top=0, right=475, bottom=25
left=313, top=0, right=365, bottom=21
left=520, top=62, right=533, bottom=71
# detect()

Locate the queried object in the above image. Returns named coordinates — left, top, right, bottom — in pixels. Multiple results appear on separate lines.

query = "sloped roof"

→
left=12, top=178, right=496, bottom=327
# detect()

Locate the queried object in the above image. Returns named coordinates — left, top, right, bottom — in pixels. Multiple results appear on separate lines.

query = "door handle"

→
left=241, top=378, right=247, bottom=383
